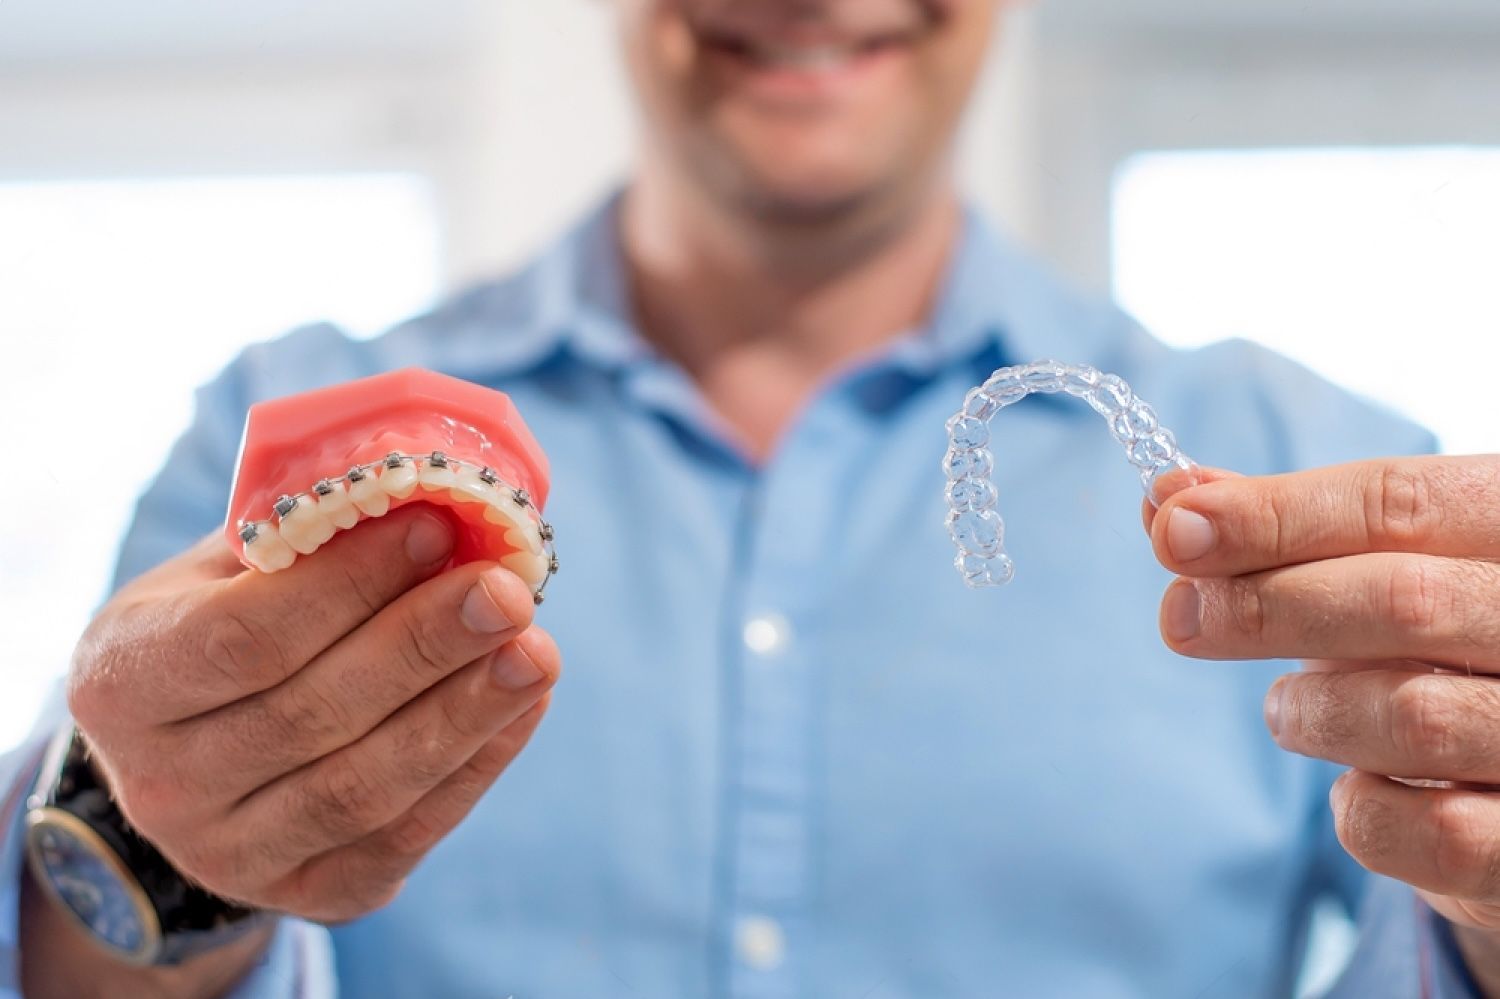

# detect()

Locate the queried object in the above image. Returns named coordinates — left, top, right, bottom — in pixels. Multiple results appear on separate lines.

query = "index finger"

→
left=101, top=504, right=457, bottom=721
left=1149, top=455, right=1496, bottom=577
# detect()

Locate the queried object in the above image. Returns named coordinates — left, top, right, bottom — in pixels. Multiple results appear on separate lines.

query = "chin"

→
left=705, top=126, right=907, bottom=225
left=733, top=171, right=882, bottom=225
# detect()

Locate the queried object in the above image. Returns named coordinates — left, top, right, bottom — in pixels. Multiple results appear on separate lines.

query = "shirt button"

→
left=742, top=613, right=792, bottom=656
left=734, top=915, right=786, bottom=971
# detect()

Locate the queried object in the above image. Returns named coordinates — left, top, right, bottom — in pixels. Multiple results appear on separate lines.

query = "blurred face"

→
left=618, top=0, right=1001, bottom=223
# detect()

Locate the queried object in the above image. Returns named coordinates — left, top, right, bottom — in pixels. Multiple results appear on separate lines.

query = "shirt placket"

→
left=720, top=391, right=857, bottom=999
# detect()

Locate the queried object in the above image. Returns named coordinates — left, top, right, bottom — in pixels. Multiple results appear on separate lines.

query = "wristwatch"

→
left=23, top=725, right=270, bottom=965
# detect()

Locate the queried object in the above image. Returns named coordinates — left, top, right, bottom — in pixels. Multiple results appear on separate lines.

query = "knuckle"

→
left=435, top=685, right=486, bottom=741
left=265, top=680, right=354, bottom=755
left=396, top=612, right=458, bottom=683
left=1365, top=464, right=1440, bottom=548
left=1428, top=796, right=1499, bottom=898
left=310, top=855, right=404, bottom=923
left=382, top=810, right=445, bottom=861
left=1465, top=683, right=1500, bottom=764
left=301, top=757, right=387, bottom=840
left=347, top=875, right=404, bottom=918
left=1385, top=559, right=1448, bottom=641
left=449, top=756, right=501, bottom=802
left=332, top=558, right=390, bottom=619
left=395, top=720, right=461, bottom=787
left=202, top=609, right=292, bottom=687
left=1222, top=578, right=1268, bottom=640
left=1257, top=490, right=1293, bottom=563
left=1387, top=678, right=1460, bottom=766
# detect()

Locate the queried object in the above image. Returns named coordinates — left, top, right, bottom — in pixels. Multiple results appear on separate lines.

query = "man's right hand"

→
left=58, top=503, right=559, bottom=924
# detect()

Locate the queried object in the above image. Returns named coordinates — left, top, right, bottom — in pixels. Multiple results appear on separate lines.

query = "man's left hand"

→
left=1146, top=455, right=1500, bottom=989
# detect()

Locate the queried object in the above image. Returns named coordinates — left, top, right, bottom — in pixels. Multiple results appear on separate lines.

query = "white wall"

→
left=0, top=2, right=1044, bottom=289
left=1030, top=32, right=1500, bottom=292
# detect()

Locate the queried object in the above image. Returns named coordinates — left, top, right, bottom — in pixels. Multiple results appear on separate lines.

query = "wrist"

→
left=21, top=858, right=275, bottom=999
left=23, top=725, right=269, bottom=966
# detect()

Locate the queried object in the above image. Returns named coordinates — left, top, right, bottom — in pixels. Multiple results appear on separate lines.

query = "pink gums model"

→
left=224, top=368, right=558, bottom=601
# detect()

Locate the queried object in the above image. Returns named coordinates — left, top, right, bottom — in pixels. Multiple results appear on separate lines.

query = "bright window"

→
left=0, top=174, right=441, bottom=749
left=1112, top=147, right=1500, bottom=455
left=1113, top=145, right=1500, bottom=997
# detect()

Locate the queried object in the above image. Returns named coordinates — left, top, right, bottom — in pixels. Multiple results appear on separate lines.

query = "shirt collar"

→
left=884, top=206, right=1127, bottom=380
left=420, top=189, right=1128, bottom=388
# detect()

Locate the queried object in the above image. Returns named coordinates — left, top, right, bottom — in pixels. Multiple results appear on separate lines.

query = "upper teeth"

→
left=754, top=43, right=854, bottom=69
left=239, top=452, right=557, bottom=595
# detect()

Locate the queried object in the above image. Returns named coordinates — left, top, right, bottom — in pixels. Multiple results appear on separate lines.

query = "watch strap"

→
left=30, top=727, right=270, bottom=965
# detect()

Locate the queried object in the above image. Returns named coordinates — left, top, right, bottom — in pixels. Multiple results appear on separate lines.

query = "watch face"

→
left=29, top=816, right=157, bottom=961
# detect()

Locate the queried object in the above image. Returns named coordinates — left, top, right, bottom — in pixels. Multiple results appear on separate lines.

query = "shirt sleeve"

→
left=222, top=915, right=339, bottom=999
left=0, top=728, right=338, bottom=999
left=0, top=736, right=49, bottom=996
left=3, top=330, right=363, bottom=997
left=1323, top=876, right=1482, bottom=999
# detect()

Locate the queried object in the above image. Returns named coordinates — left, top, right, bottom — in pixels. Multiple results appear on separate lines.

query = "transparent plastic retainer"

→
left=944, top=360, right=1196, bottom=588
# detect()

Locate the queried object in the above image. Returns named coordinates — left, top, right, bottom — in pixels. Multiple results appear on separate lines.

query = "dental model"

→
left=225, top=368, right=558, bottom=603
left=944, top=360, right=1195, bottom=588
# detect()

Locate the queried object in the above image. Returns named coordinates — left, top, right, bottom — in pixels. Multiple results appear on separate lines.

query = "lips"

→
left=686, top=4, right=934, bottom=106
left=684, top=0, right=939, bottom=66
left=225, top=368, right=558, bottom=599
left=702, top=30, right=917, bottom=65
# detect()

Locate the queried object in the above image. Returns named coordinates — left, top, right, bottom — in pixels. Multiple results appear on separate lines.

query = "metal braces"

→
left=237, top=450, right=558, bottom=603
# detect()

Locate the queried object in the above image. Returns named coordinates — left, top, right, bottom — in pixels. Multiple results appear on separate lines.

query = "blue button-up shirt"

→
left=0, top=196, right=1480, bottom=997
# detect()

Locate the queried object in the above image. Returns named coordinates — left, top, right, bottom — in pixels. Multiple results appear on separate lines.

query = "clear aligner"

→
left=237, top=451, right=559, bottom=604
left=944, top=360, right=1195, bottom=588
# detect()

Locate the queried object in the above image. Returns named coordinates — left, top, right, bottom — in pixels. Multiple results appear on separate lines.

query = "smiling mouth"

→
left=700, top=31, right=922, bottom=71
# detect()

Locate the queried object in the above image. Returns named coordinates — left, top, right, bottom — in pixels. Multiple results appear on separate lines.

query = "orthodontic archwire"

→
left=237, top=451, right=559, bottom=603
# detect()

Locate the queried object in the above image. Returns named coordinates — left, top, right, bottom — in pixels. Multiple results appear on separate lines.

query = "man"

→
left=6, top=0, right=1500, bottom=995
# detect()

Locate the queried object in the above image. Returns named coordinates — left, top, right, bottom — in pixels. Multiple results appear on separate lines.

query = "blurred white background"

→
left=0, top=2, right=1497, bottom=985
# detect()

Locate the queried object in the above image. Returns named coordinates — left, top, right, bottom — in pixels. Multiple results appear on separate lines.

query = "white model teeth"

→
left=500, top=551, right=548, bottom=588
left=348, top=468, right=391, bottom=516
left=240, top=523, right=296, bottom=572
left=313, top=478, right=359, bottom=530
left=483, top=489, right=524, bottom=524
left=451, top=465, right=497, bottom=504
left=471, top=474, right=545, bottom=559
left=482, top=489, right=545, bottom=555
left=379, top=455, right=419, bottom=498
left=418, top=453, right=459, bottom=491
left=277, top=495, right=337, bottom=555
left=237, top=454, right=557, bottom=602
left=504, top=520, right=543, bottom=556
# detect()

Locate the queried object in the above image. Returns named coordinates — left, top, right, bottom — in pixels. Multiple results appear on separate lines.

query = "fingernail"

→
left=405, top=514, right=453, bottom=565
left=1149, top=466, right=1201, bottom=506
left=462, top=570, right=515, bottom=633
left=1264, top=677, right=1286, bottom=739
left=1163, top=580, right=1202, bottom=643
left=490, top=645, right=544, bottom=690
left=1167, top=508, right=1216, bottom=562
